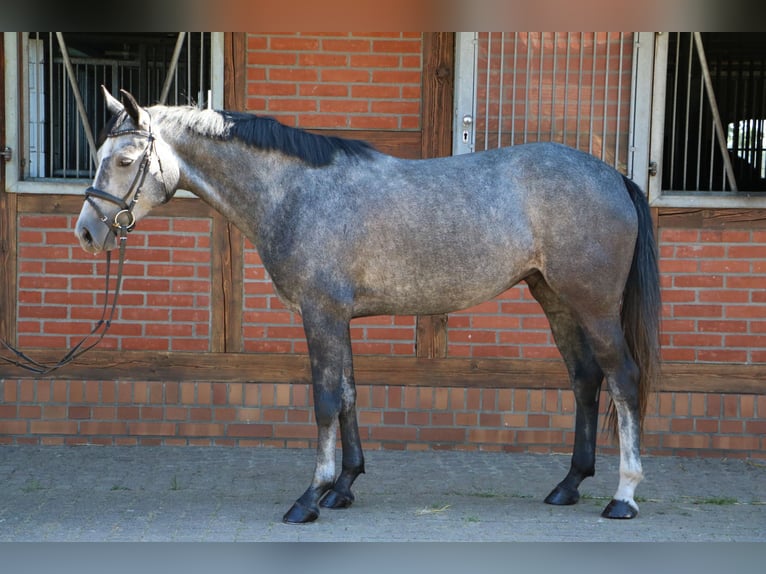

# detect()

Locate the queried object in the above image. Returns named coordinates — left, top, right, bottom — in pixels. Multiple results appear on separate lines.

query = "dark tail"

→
left=609, top=176, right=661, bottom=435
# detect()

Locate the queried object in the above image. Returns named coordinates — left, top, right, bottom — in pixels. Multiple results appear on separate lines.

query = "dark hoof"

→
left=601, top=499, right=638, bottom=519
left=320, top=489, right=355, bottom=509
left=282, top=501, right=319, bottom=524
left=544, top=485, right=580, bottom=506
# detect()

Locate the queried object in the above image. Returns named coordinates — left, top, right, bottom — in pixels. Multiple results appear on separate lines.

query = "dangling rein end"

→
left=0, top=229, right=130, bottom=376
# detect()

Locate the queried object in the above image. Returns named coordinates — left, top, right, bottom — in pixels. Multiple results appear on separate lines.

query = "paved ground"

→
left=0, top=445, right=763, bottom=542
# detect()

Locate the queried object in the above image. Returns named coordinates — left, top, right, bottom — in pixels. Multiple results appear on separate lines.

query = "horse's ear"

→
left=102, top=85, right=123, bottom=116
left=119, top=89, right=150, bottom=131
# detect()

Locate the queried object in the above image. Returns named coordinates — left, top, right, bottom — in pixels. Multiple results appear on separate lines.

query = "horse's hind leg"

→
left=527, top=275, right=603, bottom=506
left=579, top=316, right=644, bottom=519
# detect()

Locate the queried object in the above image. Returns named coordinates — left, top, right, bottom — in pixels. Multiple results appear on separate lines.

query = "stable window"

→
left=4, top=32, right=223, bottom=195
left=649, top=32, right=766, bottom=207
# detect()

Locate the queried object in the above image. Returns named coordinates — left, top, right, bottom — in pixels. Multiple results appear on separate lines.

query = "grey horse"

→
left=75, top=88, right=660, bottom=524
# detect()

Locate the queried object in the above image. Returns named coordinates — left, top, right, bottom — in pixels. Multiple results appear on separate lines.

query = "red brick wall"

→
left=246, top=32, right=422, bottom=130
left=16, top=213, right=212, bottom=353
left=448, top=286, right=558, bottom=359
left=1, top=378, right=763, bottom=458
left=659, top=228, right=766, bottom=363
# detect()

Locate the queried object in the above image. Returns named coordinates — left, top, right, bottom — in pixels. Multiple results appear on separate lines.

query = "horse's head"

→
left=75, top=87, right=179, bottom=253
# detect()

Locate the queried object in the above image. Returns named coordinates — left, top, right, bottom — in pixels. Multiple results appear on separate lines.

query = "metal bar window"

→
left=661, top=32, right=766, bottom=193
left=473, top=32, right=635, bottom=173
left=22, top=32, right=212, bottom=181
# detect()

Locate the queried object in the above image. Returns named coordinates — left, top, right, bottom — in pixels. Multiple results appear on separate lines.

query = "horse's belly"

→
left=351, top=259, right=531, bottom=317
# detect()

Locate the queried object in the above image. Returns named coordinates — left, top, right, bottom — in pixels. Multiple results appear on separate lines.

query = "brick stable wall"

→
left=659, top=227, right=766, bottom=363
left=246, top=32, right=422, bottom=130
left=16, top=213, right=212, bottom=352
left=1, top=378, right=763, bottom=458
left=448, top=285, right=558, bottom=360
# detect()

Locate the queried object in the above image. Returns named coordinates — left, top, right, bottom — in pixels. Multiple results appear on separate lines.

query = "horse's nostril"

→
left=81, top=228, right=93, bottom=246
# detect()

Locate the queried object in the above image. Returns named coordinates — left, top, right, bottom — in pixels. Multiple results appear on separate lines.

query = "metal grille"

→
left=25, top=32, right=211, bottom=180
left=473, top=32, right=635, bottom=173
left=662, top=32, right=766, bottom=193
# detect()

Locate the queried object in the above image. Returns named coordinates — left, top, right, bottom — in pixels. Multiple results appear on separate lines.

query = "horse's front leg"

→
left=320, top=360, right=365, bottom=510
left=282, top=307, right=361, bottom=524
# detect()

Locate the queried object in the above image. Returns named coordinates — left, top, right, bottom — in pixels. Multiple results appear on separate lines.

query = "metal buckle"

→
left=113, top=208, right=136, bottom=231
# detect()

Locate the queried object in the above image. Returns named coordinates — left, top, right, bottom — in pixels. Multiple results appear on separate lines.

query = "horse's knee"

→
left=313, top=385, right=342, bottom=426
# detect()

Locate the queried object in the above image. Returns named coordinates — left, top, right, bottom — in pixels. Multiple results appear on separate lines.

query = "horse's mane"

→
left=158, top=106, right=375, bottom=167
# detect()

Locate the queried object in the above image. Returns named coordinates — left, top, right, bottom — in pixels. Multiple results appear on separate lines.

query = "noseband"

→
left=84, top=115, right=169, bottom=238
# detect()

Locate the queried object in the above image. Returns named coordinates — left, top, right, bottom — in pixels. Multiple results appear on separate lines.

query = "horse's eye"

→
left=118, top=157, right=134, bottom=167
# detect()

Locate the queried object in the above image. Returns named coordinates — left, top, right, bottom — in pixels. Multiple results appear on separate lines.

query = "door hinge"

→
left=0, top=147, right=11, bottom=162
left=648, top=160, right=658, bottom=177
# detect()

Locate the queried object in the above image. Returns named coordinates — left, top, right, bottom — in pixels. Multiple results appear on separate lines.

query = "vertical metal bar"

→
left=55, top=32, right=97, bottom=166
left=682, top=34, right=693, bottom=191
left=511, top=33, right=518, bottom=146
left=669, top=33, right=680, bottom=190
left=576, top=33, right=584, bottom=150
left=36, top=33, right=43, bottom=178
left=160, top=32, right=186, bottom=105
left=187, top=36, right=192, bottom=104
left=750, top=52, right=759, bottom=175
left=199, top=32, right=205, bottom=107
left=497, top=33, right=505, bottom=148
left=483, top=33, right=492, bottom=151
left=731, top=61, right=740, bottom=188
left=563, top=32, right=570, bottom=146
left=709, top=115, right=716, bottom=190
left=92, top=65, right=97, bottom=178
left=696, top=60, right=705, bottom=190
left=537, top=32, right=544, bottom=142
left=48, top=33, right=54, bottom=178
left=693, top=32, right=738, bottom=191
left=602, top=33, right=611, bottom=162
left=589, top=33, right=597, bottom=155
left=524, top=33, right=532, bottom=144
left=75, top=61, right=81, bottom=178
left=551, top=32, right=558, bottom=141
left=615, top=33, right=625, bottom=170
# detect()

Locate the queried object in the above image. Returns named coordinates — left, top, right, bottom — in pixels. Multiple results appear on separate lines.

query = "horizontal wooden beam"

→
left=658, top=207, right=766, bottom=229
left=17, top=194, right=214, bottom=218
left=1, top=350, right=763, bottom=395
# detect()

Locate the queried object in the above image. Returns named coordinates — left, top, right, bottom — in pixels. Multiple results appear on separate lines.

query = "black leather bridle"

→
left=0, top=114, right=169, bottom=375
left=84, top=114, right=170, bottom=240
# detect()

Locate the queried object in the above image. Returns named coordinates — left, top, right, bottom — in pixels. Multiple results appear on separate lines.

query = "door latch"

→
left=0, top=147, right=11, bottom=162
left=461, top=115, right=473, bottom=143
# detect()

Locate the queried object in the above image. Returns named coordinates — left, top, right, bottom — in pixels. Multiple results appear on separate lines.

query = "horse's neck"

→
left=160, top=122, right=291, bottom=243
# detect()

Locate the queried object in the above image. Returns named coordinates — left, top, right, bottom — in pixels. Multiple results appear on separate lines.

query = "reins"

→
left=0, top=225, right=129, bottom=375
left=0, top=114, right=166, bottom=376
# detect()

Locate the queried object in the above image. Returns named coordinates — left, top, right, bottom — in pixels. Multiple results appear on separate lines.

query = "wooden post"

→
left=416, top=33, right=455, bottom=359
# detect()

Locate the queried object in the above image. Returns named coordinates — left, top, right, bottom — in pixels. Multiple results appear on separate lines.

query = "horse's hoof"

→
left=544, top=485, right=580, bottom=506
left=320, top=489, right=354, bottom=509
left=282, top=501, right=319, bottom=524
left=601, top=499, right=638, bottom=519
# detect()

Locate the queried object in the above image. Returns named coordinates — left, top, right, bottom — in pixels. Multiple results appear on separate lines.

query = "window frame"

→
left=4, top=32, right=224, bottom=196
left=647, top=32, right=766, bottom=209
